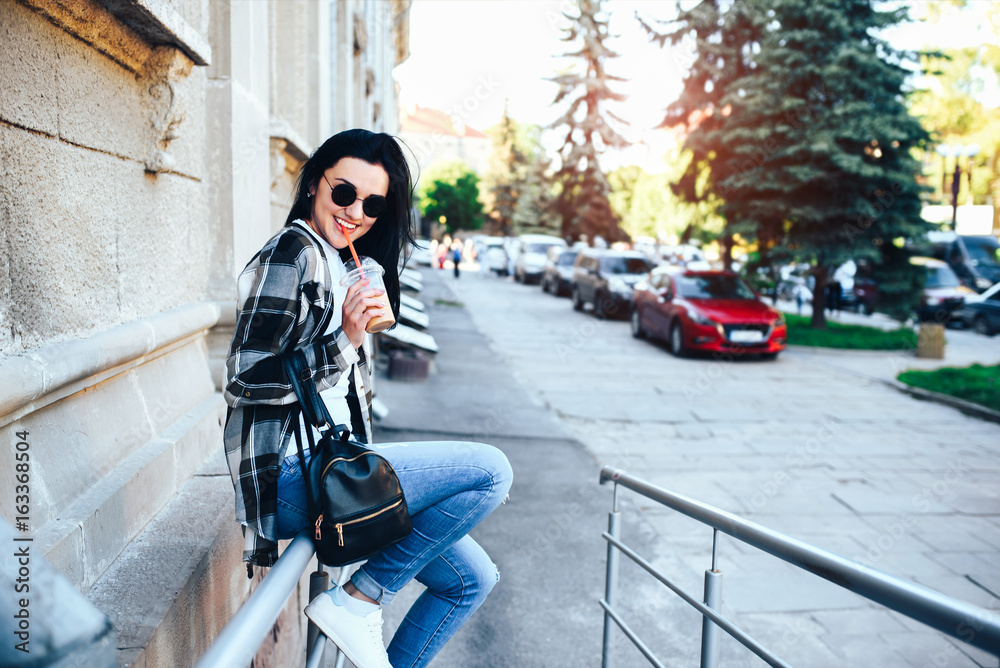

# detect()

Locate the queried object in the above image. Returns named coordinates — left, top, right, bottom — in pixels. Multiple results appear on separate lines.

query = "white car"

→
left=479, top=237, right=509, bottom=276
left=513, top=234, right=566, bottom=284
left=409, top=239, right=433, bottom=267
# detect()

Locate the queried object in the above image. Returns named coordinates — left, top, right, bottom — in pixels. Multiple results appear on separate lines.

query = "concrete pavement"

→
left=370, top=266, right=1000, bottom=667
left=370, top=268, right=665, bottom=667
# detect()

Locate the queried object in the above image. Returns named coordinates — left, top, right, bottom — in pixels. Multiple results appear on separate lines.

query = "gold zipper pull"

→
left=336, top=524, right=344, bottom=547
left=315, top=515, right=323, bottom=540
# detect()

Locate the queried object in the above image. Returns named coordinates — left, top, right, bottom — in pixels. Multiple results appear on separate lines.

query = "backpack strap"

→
left=282, top=348, right=351, bottom=440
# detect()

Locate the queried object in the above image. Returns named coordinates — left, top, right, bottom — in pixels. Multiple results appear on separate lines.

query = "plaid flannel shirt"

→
left=223, top=222, right=373, bottom=568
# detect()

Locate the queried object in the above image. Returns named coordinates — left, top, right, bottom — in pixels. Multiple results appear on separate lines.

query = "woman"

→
left=223, top=129, right=512, bottom=668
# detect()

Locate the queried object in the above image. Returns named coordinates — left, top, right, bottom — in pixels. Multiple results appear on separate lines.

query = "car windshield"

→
left=558, top=252, right=578, bottom=266
left=965, top=238, right=1000, bottom=266
left=676, top=274, right=756, bottom=299
left=528, top=243, right=559, bottom=254
left=926, top=265, right=961, bottom=288
left=601, top=256, right=652, bottom=274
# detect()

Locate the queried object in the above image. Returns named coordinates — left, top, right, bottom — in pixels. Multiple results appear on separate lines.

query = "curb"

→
left=883, top=379, right=1000, bottom=425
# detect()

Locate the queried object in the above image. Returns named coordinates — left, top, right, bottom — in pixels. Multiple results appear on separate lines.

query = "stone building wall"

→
left=0, top=0, right=210, bottom=355
left=0, top=0, right=408, bottom=663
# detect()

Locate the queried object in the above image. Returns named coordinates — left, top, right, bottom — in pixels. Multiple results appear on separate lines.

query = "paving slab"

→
left=352, top=269, right=1000, bottom=667
left=449, top=270, right=1000, bottom=667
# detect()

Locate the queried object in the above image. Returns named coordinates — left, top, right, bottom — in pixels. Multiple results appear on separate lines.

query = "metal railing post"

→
left=306, top=563, right=329, bottom=666
left=602, top=484, right=622, bottom=668
left=700, top=529, right=723, bottom=668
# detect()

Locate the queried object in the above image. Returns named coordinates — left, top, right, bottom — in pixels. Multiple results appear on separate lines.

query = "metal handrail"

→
left=599, top=465, right=1000, bottom=666
left=194, top=532, right=340, bottom=668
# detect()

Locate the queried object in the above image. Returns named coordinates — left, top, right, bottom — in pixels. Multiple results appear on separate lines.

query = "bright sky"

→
left=392, top=0, right=994, bottom=173
left=393, top=0, right=684, bottom=173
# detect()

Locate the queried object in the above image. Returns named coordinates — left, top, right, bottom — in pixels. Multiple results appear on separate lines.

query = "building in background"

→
left=399, top=103, right=492, bottom=178
left=0, top=0, right=408, bottom=664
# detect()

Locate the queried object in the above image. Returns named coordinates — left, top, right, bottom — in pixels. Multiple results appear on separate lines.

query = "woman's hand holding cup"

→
left=340, top=256, right=396, bottom=340
left=342, top=278, right=386, bottom=349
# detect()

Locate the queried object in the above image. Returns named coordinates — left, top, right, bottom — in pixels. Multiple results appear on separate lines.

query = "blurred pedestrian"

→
left=826, top=279, right=841, bottom=315
left=452, top=243, right=462, bottom=278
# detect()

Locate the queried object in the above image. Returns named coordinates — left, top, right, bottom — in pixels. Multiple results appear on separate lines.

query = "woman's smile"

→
left=308, top=157, right=388, bottom=249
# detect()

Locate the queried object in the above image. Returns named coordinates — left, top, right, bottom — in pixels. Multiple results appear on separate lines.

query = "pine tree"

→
left=640, top=0, right=768, bottom=266
left=484, top=105, right=559, bottom=237
left=485, top=102, right=522, bottom=237
left=717, top=0, right=930, bottom=326
left=648, top=0, right=929, bottom=326
left=512, top=155, right=560, bottom=236
left=549, top=0, right=629, bottom=244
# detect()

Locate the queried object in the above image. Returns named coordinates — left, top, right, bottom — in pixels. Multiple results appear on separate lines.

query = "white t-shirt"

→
left=293, top=220, right=370, bottom=433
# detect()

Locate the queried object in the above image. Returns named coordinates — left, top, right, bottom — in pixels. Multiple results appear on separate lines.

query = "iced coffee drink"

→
left=341, top=257, right=396, bottom=333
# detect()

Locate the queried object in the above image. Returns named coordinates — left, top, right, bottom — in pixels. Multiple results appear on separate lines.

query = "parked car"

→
left=956, top=281, right=1000, bottom=336
left=657, top=244, right=711, bottom=270
left=409, top=238, right=433, bottom=267
left=541, top=247, right=580, bottom=297
left=480, top=237, right=509, bottom=276
left=571, top=249, right=656, bottom=319
left=924, top=231, right=1000, bottom=293
left=630, top=267, right=787, bottom=359
left=911, top=256, right=976, bottom=323
left=514, top=234, right=566, bottom=283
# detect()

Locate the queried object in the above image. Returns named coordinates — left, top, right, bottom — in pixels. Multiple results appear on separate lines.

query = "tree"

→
left=909, top=45, right=1000, bottom=223
left=548, top=0, right=629, bottom=244
left=417, top=160, right=485, bottom=234
left=607, top=149, right=727, bottom=244
left=483, top=104, right=559, bottom=237
left=723, top=0, right=930, bottom=325
left=639, top=0, right=768, bottom=268
left=648, top=0, right=930, bottom=325
left=485, top=103, right=521, bottom=237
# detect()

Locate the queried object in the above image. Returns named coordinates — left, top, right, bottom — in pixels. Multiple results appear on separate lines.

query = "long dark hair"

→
left=285, top=129, right=416, bottom=322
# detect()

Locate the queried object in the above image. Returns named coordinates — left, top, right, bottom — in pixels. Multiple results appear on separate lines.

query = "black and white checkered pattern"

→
left=223, top=222, right=373, bottom=567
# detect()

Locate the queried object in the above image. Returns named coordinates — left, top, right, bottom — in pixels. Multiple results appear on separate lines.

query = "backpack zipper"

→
left=334, top=498, right=404, bottom=546
left=321, top=451, right=381, bottom=478
left=314, top=497, right=404, bottom=543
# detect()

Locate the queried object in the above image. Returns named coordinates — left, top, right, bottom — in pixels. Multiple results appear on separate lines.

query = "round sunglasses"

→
left=324, top=175, right=388, bottom=218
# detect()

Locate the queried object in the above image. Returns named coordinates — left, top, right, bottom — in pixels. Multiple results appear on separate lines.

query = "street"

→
left=377, top=266, right=1000, bottom=667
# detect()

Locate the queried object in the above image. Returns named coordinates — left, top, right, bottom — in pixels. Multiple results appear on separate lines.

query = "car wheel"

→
left=761, top=352, right=779, bottom=361
left=669, top=321, right=686, bottom=357
left=974, top=315, right=994, bottom=336
left=572, top=286, right=583, bottom=311
left=630, top=308, right=645, bottom=339
left=594, top=292, right=607, bottom=319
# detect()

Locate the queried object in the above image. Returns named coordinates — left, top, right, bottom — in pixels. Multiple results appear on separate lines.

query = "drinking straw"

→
left=339, top=218, right=364, bottom=277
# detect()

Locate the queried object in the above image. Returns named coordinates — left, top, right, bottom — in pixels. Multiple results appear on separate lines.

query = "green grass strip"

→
left=785, top=314, right=917, bottom=350
left=898, top=364, right=1000, bottom=413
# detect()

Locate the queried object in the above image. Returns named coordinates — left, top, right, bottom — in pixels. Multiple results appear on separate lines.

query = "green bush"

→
left=898, top=365, right=1000, bottom=413
left=785, top=314, right=917, bottom=350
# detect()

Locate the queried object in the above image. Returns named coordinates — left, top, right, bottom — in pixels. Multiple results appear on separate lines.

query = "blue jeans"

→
left=275, top=440, right=513, bottom=668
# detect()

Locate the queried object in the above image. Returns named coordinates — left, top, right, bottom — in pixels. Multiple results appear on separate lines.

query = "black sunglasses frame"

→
left=323, top=175, right=388, bottom=218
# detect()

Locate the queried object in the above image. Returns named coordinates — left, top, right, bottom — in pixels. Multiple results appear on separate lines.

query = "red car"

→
left=631, top=268, right=787, bottom=359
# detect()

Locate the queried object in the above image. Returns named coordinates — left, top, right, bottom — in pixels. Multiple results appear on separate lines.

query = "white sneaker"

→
left=304, top=589, right=392, bottom=668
